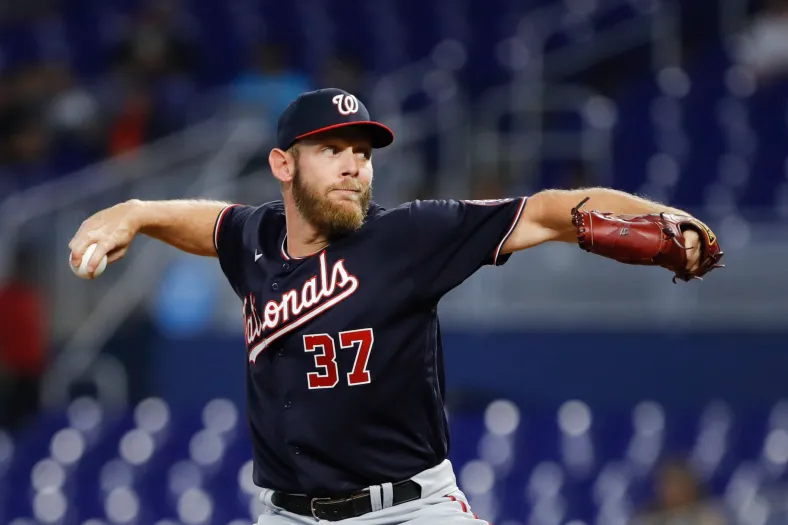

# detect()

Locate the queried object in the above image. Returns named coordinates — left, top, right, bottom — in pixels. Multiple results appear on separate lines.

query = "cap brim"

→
left=294, top=121, right=394, bottom=149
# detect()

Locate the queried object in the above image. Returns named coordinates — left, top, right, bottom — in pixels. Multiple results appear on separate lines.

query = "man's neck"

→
left=283, top=201, right=330, bottom=258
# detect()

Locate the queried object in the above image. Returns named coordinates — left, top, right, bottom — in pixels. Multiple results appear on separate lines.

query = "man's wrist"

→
left=125, top=199, right=149, bottom=233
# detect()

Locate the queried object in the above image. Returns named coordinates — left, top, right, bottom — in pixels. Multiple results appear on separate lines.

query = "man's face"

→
left=290, top=129, right=374, bottom=239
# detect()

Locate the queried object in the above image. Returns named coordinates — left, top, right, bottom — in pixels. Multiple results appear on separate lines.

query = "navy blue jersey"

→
left=214, top=196, right=527, bottom=496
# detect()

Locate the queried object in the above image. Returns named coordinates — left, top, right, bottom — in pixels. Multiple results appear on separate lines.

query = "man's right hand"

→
left=69, top=199, right=233, bottom=268
left=68, top=200, right=142, bottom=274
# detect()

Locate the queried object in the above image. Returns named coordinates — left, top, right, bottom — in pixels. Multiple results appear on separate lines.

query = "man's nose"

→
left=339, top=149, right=359, bottom=177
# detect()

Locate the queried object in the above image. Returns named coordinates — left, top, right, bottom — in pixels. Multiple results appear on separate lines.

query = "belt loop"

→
left=260, top=488, right=276, bottom=507
left=369, top=484, right=383, bottom=511
left=381, top=482, right=394, bottom=508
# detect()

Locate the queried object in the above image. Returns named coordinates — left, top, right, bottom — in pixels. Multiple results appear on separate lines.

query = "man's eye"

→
left=322, top=146, right=338, bottom=156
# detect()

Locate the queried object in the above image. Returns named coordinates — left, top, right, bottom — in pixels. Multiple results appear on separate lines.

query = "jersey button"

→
left=284, top=401, right=291, bottom=409
left=271, top=282, right=279, bottom=291
left=282, top=263, right=290, bottom=271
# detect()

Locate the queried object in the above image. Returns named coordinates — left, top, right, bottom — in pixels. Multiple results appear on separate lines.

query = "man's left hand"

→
left=571, top=200, right=725, bottom=282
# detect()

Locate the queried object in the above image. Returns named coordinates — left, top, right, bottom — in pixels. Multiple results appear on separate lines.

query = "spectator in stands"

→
left=107, top=80, right=169, bottom=158
left=734, top=0, right=788, bottom=82
left=230, top=42, right=313, bottom=131
left=632, top=458, right=729, bottom=525
left=0, top=243, right=48, bottom=431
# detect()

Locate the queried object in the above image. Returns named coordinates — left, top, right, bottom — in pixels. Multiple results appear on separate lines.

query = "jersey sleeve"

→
left=214, top=204, right=257, bottom=294
left=408, top=197, right=527, bottom=299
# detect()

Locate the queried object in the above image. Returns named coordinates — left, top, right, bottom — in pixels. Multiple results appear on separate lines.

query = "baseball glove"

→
left=570, top=197, right=724, bottom=283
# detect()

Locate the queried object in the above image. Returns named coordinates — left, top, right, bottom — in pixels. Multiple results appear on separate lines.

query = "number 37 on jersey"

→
left=304, top=328, right=375, bottom=389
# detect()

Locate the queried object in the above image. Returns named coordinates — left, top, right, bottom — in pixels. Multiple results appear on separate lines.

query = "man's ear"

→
left=269, top=148, right=295, bottom=184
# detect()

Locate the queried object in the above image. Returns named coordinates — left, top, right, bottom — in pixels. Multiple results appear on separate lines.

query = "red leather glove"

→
left=570, top=197, right=725, bottom=283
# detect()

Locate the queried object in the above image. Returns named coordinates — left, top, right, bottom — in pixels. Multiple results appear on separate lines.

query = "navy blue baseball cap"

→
left=276, top=88, right=394, bottom=150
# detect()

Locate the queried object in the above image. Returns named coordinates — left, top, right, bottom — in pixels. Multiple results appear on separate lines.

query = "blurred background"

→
left=0, top=0, right=787, bottom=524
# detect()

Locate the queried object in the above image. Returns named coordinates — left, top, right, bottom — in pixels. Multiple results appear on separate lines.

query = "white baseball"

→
left=70, top=243, right=108, bottom=279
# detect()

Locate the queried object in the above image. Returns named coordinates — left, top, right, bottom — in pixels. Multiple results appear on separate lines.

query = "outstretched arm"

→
left=68, top=199, right=229, bottom=274
left=500, top=187, right=722, bottom=280
left=503, top=187, right=689, bottom=250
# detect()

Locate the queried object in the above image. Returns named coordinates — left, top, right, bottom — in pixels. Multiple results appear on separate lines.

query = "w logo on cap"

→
left=332, top=94, right=360, bottom=116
